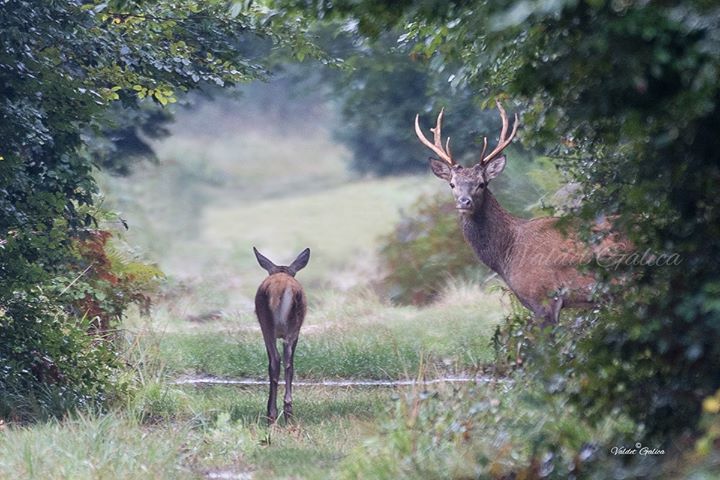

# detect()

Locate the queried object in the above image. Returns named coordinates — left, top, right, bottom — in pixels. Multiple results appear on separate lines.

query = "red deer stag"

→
left=253, top=247, right=310, bottom=424
left=415, top=102, right=614, bottom=325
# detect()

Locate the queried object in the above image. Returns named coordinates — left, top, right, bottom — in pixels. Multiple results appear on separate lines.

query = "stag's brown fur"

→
left=416, top=103, right=626, bottom=324
left=460, top=190, right=596, bottom=321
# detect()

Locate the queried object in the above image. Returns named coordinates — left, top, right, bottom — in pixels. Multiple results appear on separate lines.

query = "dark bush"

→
left=0, top=289, right=124, bottom=421
left=0, top=226, right=161, bottom=421
left=378, top=193, right=484, bottom=304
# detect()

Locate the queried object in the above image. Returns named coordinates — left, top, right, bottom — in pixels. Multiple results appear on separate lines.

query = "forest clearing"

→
left=2, top=2, right=718, bottom=478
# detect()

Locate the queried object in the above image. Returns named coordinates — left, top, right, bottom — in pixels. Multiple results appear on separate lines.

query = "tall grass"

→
left=145, top=284, right=503, bottom=380
left=0, top=414, right=192, bottom=479
left=0, top=382, right=397, bottom=479
left=339, top=378, right=630, bottom=479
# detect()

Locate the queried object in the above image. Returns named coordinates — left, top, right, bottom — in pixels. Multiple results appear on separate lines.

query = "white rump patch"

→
left=272, top=286, right=293, bottom=338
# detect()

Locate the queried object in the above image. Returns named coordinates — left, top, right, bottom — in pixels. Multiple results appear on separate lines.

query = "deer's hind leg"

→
left=549, top=296, right=563, bottom=324
left=282, top=337, right=299, bottom=422
left=256, top=290, right=281, bottom=425
left=262, top=332, right=281, bottom=424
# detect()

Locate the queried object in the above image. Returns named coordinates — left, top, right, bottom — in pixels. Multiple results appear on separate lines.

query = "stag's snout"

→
left=456, top=195, right=474, bottom=212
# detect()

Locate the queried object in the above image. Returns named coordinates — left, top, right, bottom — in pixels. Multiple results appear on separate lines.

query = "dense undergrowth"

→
left=340, top=298, right=720, bottom=479
left=0, top=226, right=162, bottom=421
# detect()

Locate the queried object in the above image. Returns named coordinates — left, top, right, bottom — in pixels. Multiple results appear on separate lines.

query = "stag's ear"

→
left=484, top=155, right=506, bottom=180
left=288, top=248, right=311, bottom=275
left=253, top=247, right=278, bottom=273
left=429, top=158, right=452, bottom=181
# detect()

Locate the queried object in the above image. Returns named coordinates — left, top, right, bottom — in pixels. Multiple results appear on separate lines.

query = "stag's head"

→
left=415, top=101, right=518, bottom=215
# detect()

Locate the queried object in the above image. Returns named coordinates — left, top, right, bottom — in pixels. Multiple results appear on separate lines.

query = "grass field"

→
left=0, top=388, right=393, bottom=479
left=150, top=284, right=503, bottom=380
left=0, top=95, right=530, bottom=479
left=100, top=95, right=442, bottom=312
left=0, top=279, right=509, bottom=479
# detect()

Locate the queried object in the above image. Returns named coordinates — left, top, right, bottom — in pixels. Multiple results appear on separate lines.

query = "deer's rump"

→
left=255, top=273, right=306, bottom=340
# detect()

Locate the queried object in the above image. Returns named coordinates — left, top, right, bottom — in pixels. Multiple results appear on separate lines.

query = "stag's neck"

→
left=461, top=190, right=524, bottom=276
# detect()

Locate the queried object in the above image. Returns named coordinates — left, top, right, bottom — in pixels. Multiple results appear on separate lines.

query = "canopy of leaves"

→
left=293, top=0, right=720, bottom=456
left=434, top=0, right=720, bottom=444
left=332, top=30, right=520, bottom=175
left=287, top=21, right=529, bottom=175
left=0, top=0, right=320, bottom=419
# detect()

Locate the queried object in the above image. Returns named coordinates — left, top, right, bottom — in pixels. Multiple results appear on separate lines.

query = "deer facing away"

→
left=415, top=102, right=621, bottom=324
left=253, top=246, right=310, bottom=423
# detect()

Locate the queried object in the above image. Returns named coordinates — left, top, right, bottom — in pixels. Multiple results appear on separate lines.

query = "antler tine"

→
left=497, top=101, right=509, bottom=147
left=414, top=110, right=455, bottom=165
left=432, top=108, right=444, bottom=149
left=481, top=101, right=519, bottom=164
left=479, top=136, right=488, bottom=163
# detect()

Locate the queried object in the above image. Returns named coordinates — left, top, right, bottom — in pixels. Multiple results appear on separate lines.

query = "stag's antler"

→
left=480, top=101, right=519, bottom=164
left=415, top=108, right=455, bottom=166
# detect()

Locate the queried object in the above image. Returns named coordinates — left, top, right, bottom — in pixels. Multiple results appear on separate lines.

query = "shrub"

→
left=0, top=226, right=162, bottom=421
left=0, top=289, right=124, bottom=421
left=340, top=378, right=627, bottom=479
left=56, top=229, right=164, bottom=333
left=378, top=193, right=485, bottom=305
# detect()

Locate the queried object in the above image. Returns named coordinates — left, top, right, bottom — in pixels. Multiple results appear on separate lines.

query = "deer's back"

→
left=506, top=216, right=629, bottom=310
left=506, top=217, right=595, bottom=309
left=255, top=273, right=306, bottom=340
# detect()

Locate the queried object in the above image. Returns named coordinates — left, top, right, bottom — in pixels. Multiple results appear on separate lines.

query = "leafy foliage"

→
left=327, top=30, right=500, bottom=175
left=463, top=0, right=720, bottom=444
left=0, top=0, right=320, bottom=420
left=83, top=102, right=174, bottom=176
left=0, top=223, right=162, bottom=420
left=59, top=230, right=164, bottom=333
left=268, top=19, right=515, bottom=175
left=294, top=0, right=720, bottom=471
left=340, top=379, right=628, bottom=479
left=0, top=290, right=125, bottom=421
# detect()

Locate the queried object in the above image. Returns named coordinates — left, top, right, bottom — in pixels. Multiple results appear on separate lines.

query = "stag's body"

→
left=415, top=102, right=608, bottom=324
left=460, top=189, right=595, bottom=321
left=253, top=247, right=310, bottom=423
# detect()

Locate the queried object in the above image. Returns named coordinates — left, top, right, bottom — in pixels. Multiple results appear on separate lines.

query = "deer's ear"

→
left=484, top=155, right=506, bottom=180
left=429, top=158, right=452, bottom=181
left=253, top=247, right=278, bottom=273
left=289, top=248, right=311, bottom=275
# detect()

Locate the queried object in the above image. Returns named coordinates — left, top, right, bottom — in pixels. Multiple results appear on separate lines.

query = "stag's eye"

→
left=478, top=182, right=486, bottom=189
left=449, top=183, right=455, bottom=188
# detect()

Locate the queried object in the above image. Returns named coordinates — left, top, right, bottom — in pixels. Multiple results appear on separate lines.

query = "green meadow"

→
left=0, top=97, right=527, bottom=479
